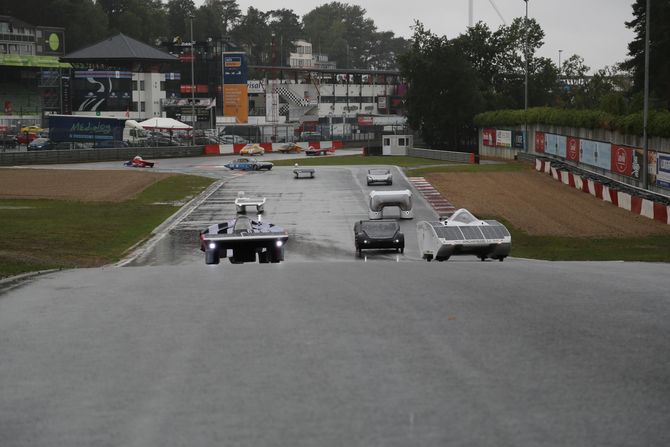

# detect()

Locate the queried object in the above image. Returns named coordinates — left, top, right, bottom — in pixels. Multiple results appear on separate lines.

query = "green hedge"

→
left=474, top=107, right=670, bottom=138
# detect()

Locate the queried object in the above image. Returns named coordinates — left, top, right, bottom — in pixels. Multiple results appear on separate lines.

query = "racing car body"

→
left=367, top=168, right=393, bottom=185
left=293, top=167, right=315, bottom=178
left=369, top=190, right=413, bottom=220
left=200, top=215, right=289, bottom=265
left=124, top=155, right=155, bottom=168
left=276, top=142, right=303, bottom=153
left=239, top=143, right=265, bottom=156
left=235, top=191, right=266, bottom=213
left=224, top=157, right=273, bottom=171
left=354, top=220, right=404, bottom=257
left=416, top=208, right=511, bottom=262
left=305, top=146, right=334, bottom=156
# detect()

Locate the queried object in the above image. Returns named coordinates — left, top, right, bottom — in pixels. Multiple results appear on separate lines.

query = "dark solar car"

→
left=353, top=220, right=404, bottom=257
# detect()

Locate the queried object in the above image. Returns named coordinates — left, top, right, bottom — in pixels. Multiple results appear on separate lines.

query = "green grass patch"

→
left=498, top=218, right=670, bottom=262
left=271, top=155, right=458, bottom=167
left=0, top=175, right=214, bottom=279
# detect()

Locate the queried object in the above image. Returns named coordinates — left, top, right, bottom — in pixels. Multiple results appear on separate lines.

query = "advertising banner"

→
left=495, top=129, right=512, bottom=147
left=222, top=52, right=248, bottom=123
left=534, top=131, right=545, bottom=153
left=657, top=152, right=670, bottom=189
left=566, top=136, right=580, bottom=161
left=512, top=130, right=524, bottom=149
left=556, top=135, right=567, bottom=158
left=545, top=133, right=557, bottom=155
left=48, top=115, right=124, bottom=142
left=73, top=70, right=132, bottom=112
left=61, top=75, right=71, bottom=114
left=247, top=80, right=265, bottom=94
left=610, top=144, right=641, bottom=178
left=482, top=128, right=496, bottom=146
left=594, top=141, right=612, bottom=170
left=579, top=139, right=597, bottom=165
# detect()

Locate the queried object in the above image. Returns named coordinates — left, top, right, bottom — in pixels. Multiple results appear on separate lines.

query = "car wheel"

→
left=205, top=249, right=220, bottom=265
left=259, top=251, right=270, bottom=263
left=400, top=247, right=404, bottom=254
left=253, top=165, right=259, bottom=170
left=424, top=254, right=433, bottom=262
left=498, top=256, right=506, bottom=262
left=479, top=256, right=486, bottom=261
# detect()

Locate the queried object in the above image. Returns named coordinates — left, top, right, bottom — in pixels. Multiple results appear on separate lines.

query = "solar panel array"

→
left=429, top=221, right=510, bottom=242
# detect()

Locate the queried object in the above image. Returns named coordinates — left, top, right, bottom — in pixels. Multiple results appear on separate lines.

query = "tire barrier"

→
left=535, top=158, right=670, bottom=224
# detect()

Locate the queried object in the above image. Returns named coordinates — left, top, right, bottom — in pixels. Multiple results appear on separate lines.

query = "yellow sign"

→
left=223, top=84, right=248, bottom=123
left=48, top=33, right=60, bottom=51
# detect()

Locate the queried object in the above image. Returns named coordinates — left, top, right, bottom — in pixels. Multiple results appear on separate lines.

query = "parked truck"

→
left=48, top=115, right=147, bottom=145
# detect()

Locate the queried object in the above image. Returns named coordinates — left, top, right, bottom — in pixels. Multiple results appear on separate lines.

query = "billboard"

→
left=611, top=145, right=641, bottom=178
left=657, top=153, right=670, bottom=189
left=222, top=52, right=248, bottom=123
left=534, top=131, right=545, bottom=153
left=512, top=130, right=524, bottom=149
left=48, top=115, right=125, bottom=142
left=566, top=136, right=580, bottom=161
left=72, top=70, right=132, bottom=112
left=495, top=130, right=512, bottom=147
left=482, top=128, right=496, bottom=146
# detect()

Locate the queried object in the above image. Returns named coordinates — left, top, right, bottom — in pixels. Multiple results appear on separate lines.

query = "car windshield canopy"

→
left=369, top=169, right=390, bottom=175
left=361, top=221, right=398, bottom=237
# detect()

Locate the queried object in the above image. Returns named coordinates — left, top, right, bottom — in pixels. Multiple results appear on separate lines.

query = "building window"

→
left=141, top=102, right=146, bottom=112
left=132, top=81, right=137, bottom=90
left=399, top=138, right=406, bottom=146
left=384, top=138, right=390, bottom=146
left=139, top=80, right=145, bottom=90
left=160, top=81, right=165, bottom=91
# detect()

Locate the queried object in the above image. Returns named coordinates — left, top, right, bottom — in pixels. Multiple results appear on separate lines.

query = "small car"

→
left=353, top=220, right=405, bottom=257
left=305, top=146, right=334, bottom=156
left=276, top=142, right=302, bottom=153
left=123, top=155, right=155, bottom=168
left=27, top=138, right=54, bottom=151
left=239, top=143, right=265, bottom=156
left=224, top=157, right=273, bottom=171
left=367, top=168, right=393, bottom=185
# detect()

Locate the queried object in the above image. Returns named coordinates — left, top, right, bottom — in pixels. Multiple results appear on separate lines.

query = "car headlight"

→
left=276, top=240, right=283, bottom=247
left=363, top=240, right=369, bottom=244
left=394, top=239, right=399, bottom=243
left=208, top=242, right=217, bottom=250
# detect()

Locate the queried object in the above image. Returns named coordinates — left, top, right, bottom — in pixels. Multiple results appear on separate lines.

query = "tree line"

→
left=400, top=0, right=670, bottom=148
left=5, top=0, right=409, bottom=69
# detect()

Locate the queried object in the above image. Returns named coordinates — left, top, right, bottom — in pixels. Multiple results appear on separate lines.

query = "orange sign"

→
left=223, top=84, right=248, bottom=123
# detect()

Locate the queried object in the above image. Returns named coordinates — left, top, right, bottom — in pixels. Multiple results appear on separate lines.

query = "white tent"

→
left=137, top=117, right=192, bottom=130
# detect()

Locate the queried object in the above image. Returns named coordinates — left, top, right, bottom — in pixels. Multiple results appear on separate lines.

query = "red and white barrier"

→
left=537, top=159, right=670, bottom=225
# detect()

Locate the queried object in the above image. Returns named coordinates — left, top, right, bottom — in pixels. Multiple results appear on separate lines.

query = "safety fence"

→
left=408, top=148, right=475, bottom=164
left=203, top=141, right=344, bottom=155
left=0, top=146, right=202, bottom=166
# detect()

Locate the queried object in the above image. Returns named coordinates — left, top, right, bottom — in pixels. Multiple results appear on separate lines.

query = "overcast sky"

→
left=195, top=0, right=636, bottom=72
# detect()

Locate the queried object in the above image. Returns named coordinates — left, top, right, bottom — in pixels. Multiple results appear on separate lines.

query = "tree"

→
left=267, top=9, right=303, bottom=66
left=167, top=0, right=195, bottom=41
left=622, top=0, right=670, bottom=109
left=399, top=23, right=484, bottom=149
left=231, top=7, right=271, bottom=64
left=99, top=0, right=167, bottom=44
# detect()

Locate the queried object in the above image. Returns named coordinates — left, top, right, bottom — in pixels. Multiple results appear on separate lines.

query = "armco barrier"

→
left=0, top=146, right=203, bottom=166
left=408, top=148, right=475, bottom=164
left=204, top=140, right=343, bottom=156
left=535, top=157, right=670, bottom=225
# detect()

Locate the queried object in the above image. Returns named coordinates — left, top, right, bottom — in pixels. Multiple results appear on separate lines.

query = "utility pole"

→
left=523, top=0, right=529, bottom=152
left=190, top=17, right=196, bottom=146
left=642, top=0, right=650, bottom=189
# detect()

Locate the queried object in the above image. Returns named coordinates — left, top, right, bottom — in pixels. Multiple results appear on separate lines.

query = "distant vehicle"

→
left=367, top=168, right=393, bottom=185
left=20, top=125, right=43, bottom=134
left=305, top=146, right=334, bottom=156
left=276, top=142, right=302, bottom=153
left=94, top=140, right=129, bottom=148
left=53, top=141, right=88, bottom=150
left=47, top=115, right=148, bottom=145
left=0, top=133, right=16, bottom=149
left=239, top=143, right=265, bottom=156
left=145, top=136, right=174, bottom=147
left=416, top=208, right=512, bottom=262
left=194, top=136, right=222, bottom=145
left=27, top=138, right=54, bottom=151
left=123, top=155, right=155, bottom=168
left=219, top=134, right=249, bottom=144
left=200, top=215, right=288, bottom=265
left=234, top=191, right=266, bottom=214
left=16, top=132, right=39, bottom=145
left=353, top=220, right=404, bottom=257
left=224, top=157, right=273, bottom=171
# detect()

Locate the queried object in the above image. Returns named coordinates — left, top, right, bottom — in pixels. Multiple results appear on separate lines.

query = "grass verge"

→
left=271, top=154, right=458, bottom=167
left=0, top=175, right=214, bottom=278
left=498, top=217, right=670, bottom=262
left=406, top=162, right=530, bottom=177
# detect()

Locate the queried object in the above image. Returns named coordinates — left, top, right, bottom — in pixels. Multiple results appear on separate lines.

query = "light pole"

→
left=558, top=49, right=562, bottom=75
left=190, top=16, right=196, bottom=146
left=642, top=0, right=650, bottom=189
left=523, top=0, right=529, bottom=152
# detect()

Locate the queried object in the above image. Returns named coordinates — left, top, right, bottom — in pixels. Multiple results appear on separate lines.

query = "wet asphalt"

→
left=1, top=154, right=669, bottom=447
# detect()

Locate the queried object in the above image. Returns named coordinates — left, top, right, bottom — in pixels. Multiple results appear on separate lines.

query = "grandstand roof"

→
left=61, top=33, right=177, bottom=63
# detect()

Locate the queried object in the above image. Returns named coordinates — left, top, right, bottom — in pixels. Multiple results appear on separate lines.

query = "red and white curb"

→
left=409, top=177, right=456, bottom=219
left=535, top=159, right=670, bottom=225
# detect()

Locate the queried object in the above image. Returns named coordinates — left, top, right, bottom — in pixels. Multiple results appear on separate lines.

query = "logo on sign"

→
left=568, top=139, right=578, bottom=159
left=615, top=147, right=628, bottom=173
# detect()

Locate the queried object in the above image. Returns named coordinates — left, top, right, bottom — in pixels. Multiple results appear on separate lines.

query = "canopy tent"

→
left=137, top=117, right=192, bottom=130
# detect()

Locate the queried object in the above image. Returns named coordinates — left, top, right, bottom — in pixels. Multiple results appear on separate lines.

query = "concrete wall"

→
left=408, top=148, right=473, bottom=164
left=0, top=146, right=203, bottom=166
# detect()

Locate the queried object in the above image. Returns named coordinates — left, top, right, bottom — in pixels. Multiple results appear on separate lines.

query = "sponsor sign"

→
left=247, top=80, right=265, bottom=94
left=534, top=131, right=545, bottom=153
left=657, top=152, right=670, bottom=189
left=512, top=130, right=524, bottom=149
left=358, top=116, right=373, bottom=126
left=566, top=136, right=580, bottom=161
left=495, top=129, right=512, bottom=148
left=482, top=128, right=496, bottom=146
left=611, top=145, right=637, bottom=177
left=224, top=84, right=249, bottom=123
left=48, top=115, right=124, bottom=142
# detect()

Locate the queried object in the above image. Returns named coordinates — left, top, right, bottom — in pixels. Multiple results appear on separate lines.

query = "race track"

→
left=1, top=155, right=669, bottom=447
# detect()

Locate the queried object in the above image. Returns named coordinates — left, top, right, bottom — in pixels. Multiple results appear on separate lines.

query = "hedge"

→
left=474, top=107, right=670, bottom=138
